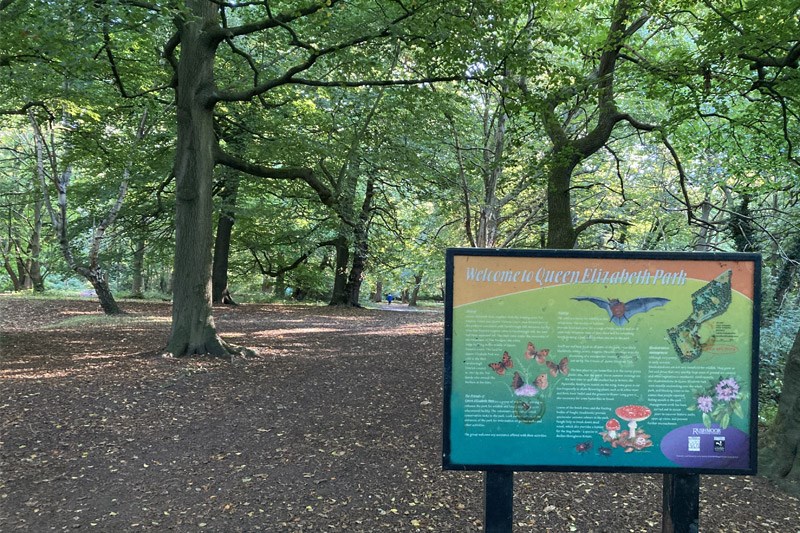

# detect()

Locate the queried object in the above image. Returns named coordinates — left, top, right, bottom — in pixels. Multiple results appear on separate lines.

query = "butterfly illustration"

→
left=512, top=371, right=525, bottom=389
left=488, top=351, right=513, bottom=375
left=573, top=297, right=670, bottom=326
left=546, top=357, right=569, bottom=377
left=525, top=342, right=550, bottom=364
left=534, top=373, right=549, bottom=390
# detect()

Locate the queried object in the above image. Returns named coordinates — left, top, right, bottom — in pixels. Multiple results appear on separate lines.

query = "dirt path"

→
left=1, top=297, right=798, bottom=531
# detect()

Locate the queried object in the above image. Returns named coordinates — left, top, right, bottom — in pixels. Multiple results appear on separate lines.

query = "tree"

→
left=28, top=110, right=148, bottom=314
left=151, top=0, right=484, bottom=354
left=446, top=85, right=550, bottom=249
left=0, top=130, right=46, bottom=291
left=688, top=0, right=800, bottom=487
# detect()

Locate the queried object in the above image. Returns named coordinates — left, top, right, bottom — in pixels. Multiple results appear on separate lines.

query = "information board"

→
left=443, top=249, right=760, bottom=474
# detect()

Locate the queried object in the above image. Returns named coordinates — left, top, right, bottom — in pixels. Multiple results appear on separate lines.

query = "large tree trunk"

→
left=409, top=270, right=423, bottom=307
left=328, top=233, right=350, bottom=305
left=344, top=236, right=367, bottom=306
left=545, top=156, right=580, bottom=249
left=212, top=174, right=239, bottom=305
left=761, top=326, right=800, bottom=494
left=766, top=237, right=800, bottom=322
left=273, top=272, right=285, bottom=298
left=130, top=236, right=146, bottom=298
left=166, top=1, right=231, bottom=356
left=344, top=177, right=374, bottom=306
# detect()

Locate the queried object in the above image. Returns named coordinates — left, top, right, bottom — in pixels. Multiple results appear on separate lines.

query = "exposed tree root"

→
left=165, top=336, right=256, bottom=360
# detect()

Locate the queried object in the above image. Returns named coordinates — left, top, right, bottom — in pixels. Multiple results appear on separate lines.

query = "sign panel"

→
left=443, top=249, right=760, bottom=474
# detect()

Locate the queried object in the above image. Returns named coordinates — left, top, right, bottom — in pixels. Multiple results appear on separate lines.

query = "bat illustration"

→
left=572, top=297, right=669, bottom=326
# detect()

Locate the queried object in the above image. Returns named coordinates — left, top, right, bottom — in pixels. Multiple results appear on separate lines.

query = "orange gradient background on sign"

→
left=452, top=255, right=756, bottom=308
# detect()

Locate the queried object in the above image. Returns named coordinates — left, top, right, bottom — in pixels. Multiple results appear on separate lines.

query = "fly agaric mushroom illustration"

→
left=615, top=405, right=651, bottom=437
left=605, top=418, right=621, bottom=439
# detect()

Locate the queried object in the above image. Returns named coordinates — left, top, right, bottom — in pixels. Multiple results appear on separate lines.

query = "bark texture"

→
left=343, top=177, right=374, bottom=306
left=166, top=0, right=229, bottom=355
left=212, top=174, right=239, bottom=305
left=762, top=326, right=800, bottom=493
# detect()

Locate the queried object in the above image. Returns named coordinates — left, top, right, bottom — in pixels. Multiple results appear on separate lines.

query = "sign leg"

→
left=484, top=470, right=513, bottom=533
left=662, top=473, right=700, bottom=533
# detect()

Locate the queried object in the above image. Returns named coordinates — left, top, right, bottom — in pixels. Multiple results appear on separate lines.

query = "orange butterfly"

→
left=534, top=373, right=549, bottom=390
left=546, top=357, right=569, bottom=377
left=512, top=371, right=525, bottom=389
left=525, top=342, right=550, bottom=364
left=489, top=351, right=513, bottom=375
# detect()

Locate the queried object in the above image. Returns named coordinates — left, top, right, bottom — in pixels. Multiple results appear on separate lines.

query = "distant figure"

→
left=386, top=293, right=394, bottom=305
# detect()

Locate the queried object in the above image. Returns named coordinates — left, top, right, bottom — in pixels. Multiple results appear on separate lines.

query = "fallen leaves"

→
left=1, top=298, right=799, bottom=532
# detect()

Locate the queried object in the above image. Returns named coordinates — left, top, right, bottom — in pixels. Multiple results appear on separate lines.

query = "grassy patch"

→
left=42, top=314, right=170, bottom=329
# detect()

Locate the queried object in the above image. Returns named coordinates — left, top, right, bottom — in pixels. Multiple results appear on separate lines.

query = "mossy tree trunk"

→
left=762, top=326, right=800, bottom=493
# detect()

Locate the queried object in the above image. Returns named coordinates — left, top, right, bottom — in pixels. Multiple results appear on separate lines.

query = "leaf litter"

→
left=1, top=297, right=799, bottom=531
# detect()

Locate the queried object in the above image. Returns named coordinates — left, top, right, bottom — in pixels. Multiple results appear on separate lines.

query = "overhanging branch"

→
left=213, top=146, right=335, bottom=207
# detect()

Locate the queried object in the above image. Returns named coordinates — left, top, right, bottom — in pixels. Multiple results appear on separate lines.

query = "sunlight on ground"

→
left=250, top=327, right=345, bottom=337
left=351, top=323, right=442, bottom=337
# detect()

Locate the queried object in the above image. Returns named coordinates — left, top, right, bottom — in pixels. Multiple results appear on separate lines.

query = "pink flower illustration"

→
left=697, top=395, right=713, bottom=413
left=715, top=377, right=740, bottom=402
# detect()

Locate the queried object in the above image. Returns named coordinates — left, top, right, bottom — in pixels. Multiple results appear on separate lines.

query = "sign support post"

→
left=661, top=473, right=700, bottom=533
left=484, top=470, right=513, bottom=533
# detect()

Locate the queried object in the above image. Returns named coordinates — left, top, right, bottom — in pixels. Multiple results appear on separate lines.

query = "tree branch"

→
left=213, top=147, right=335, bottom=207
left=0, top=101, right=49, bottom=116
left=211, top=0, right=343, bottom=41
left=214, top=8, right=421, bottom=102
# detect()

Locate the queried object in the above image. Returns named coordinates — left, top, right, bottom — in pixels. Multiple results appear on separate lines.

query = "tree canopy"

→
left=3, top=0, right=800, bottom=484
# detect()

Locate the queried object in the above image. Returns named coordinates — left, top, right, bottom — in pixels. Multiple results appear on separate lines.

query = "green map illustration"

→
left=667, top=270, right=732, bottom=363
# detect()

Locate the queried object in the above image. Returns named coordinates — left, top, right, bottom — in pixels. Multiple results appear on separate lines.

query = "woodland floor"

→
left=1, top=296, right=800, bottom=532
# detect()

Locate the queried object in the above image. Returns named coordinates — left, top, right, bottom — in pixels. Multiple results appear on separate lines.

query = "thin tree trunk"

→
left=17, top=256, right=32, bottom=289
left=693, top=199, right=713, bottom=251
left=29, top=111, right=130, bottom=315
left=84, top=267, right=123, bottom=315
left=3, top=256, right=21, bottom=290
left=28, top=195, right=44, bottom=292
left=212, top=174, right=239, bottom=305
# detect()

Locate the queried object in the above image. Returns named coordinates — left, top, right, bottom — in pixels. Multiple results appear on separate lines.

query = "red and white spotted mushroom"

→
left=605, top=418, right=621, bottom=439
left=615, top=405, right=651, bottom=437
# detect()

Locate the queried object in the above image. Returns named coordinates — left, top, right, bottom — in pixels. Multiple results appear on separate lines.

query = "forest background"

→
left=2, top=0, right=800, bottom=492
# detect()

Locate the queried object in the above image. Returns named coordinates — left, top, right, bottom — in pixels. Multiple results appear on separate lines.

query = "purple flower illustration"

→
left=514, top=384, right=539, bottom=397
left=697, top=395, right=713, bottom=413
left=715, top=377, right=740, bottom=402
